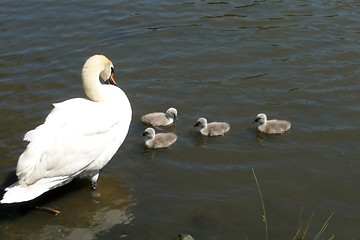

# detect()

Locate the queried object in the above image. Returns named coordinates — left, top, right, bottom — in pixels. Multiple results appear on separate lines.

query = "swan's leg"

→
left=90, top=171, right=99, bottom=191
left=29, top=205, right=61, bottom=215
left=35, top=206, right=61, bottom=215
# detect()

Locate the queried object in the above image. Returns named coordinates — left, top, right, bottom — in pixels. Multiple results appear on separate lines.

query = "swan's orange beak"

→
left=108, top=72, right=117, bottom=86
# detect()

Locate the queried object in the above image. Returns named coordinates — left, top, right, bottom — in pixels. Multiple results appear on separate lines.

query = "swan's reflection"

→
left=64, top=201, right=135, bottom=239
left=143, top=147, right=156, bottom=160
left=194, top=133, right=207, bottom=147
left=1, top=177, right=136, bottom=240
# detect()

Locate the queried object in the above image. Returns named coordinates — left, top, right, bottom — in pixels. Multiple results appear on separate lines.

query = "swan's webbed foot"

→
left=88, top=171, right=99, bottom=191
left=91, top=182, right=97, bottom=191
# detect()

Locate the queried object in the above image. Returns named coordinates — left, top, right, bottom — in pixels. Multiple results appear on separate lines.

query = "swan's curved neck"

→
left=82, top=63, right=107, bottom=102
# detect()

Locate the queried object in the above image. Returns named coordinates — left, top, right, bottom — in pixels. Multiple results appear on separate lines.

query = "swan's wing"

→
left=17, top=98, right=131, bottom=185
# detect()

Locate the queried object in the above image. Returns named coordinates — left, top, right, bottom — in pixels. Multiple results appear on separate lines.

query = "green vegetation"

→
left=252, top=168, right=268, bottom=240
left=251, top=168, right=334, bottom=240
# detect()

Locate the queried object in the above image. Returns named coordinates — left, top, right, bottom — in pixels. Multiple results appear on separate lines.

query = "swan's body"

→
left=141, top=127, right=177, bottom=149
left=253, top=113, right=291, bottom=134
left=1, top=55, right=132, bottom=204
left=141, top=107, right=177, bottom=127
left=194, top=117, right=230, bottom=136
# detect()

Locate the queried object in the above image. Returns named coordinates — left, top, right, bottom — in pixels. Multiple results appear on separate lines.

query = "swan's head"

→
left=141, top=127, right=156, bottom=140
left=166, top=107, right=178, bottom=120
left=100, top=64, right=116, bottom=86
left=82, top=55, right=119, bottom=102
left=85, top=55, right=116, bottom=86
left=253, top=113, right=267, bottom=125
left=194, top=117, right=207, bottom=128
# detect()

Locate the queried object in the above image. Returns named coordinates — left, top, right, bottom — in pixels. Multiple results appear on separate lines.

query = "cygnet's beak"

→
left=141, top=132, right=146, bottom=136
left=174, top=115, right=178, bottom=121
left=194, top=122, right=200, bottom=127
left=253, top=118, right=260, bottom=123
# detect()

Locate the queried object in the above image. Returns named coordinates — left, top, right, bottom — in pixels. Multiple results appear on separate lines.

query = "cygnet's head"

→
left=141, top=127, right=156, bottom=140
left=177, top=234, right=195, bottom=240
left=253, top=113, right=267, bottom=125
left=166, top=107, right=178, bottom=120
left=194, top=117, right=207, bottom=128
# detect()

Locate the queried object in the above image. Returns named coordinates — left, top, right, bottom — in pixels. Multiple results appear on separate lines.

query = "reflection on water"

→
left=194, top=133, right=208, bottom=147
left=1, top=177, right=135, bottom=239
left=143, top=148, right=156, bottom=161
left=33, top=203, right=134, bottom=240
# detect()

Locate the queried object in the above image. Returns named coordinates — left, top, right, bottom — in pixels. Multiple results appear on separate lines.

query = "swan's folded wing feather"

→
left=17, top=98, right=129, bottom=185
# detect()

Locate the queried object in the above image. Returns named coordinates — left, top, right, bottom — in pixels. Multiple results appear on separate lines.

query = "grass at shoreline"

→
left=251, top=168, right=334, bottom=240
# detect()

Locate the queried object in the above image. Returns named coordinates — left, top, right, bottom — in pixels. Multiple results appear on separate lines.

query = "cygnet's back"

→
left=254, top=113, right=291, bottom=134
left=141, top=107, right=177, bottom=127
left=142, top=127, right=177, bottom=149
left=194, top=117, right=230, bottom=136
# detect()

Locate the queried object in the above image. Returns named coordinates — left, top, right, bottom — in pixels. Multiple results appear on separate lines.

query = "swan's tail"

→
left=1, top=177, right=71, bottom=204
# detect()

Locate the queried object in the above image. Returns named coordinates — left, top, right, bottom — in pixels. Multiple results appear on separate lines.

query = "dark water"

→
left=1, top=0, right=360, bottom=239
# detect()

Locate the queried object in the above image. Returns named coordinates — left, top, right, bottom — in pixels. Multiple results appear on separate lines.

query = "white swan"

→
left=1, top=55, right=132, bottom=204
left=141, top=107, right=177, bottom=127
left=253, top=113, right=291, bottom=134
left=141, top=127, right=177, bottom=149
left=194, top=117, right=230, bottom=136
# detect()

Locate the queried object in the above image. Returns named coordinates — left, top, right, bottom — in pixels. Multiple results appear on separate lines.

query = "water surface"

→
left=1, top=0, right=360, bottom=239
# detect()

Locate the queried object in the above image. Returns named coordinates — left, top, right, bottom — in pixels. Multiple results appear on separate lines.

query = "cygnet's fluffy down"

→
left=253, top=113, right=291, bottom=134
left=194, top=117, right=230, bottom=136
left=141, top=107, right=177, bottom=127
left=1, top=55, right=132, bottom=204
left=142, top=127, right=177, bottom=149
left=176, top=234, right=195, bottom=240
